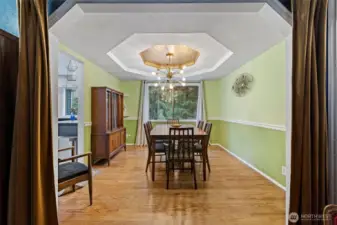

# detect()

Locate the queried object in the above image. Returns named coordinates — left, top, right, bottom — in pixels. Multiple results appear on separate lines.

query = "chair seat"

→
left=154, top=143, right=167, bottom=153
left=58, top=162, right=88, bottom=183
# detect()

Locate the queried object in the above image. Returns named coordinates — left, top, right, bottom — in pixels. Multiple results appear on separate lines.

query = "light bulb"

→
left=151, top=71, right=156, bottom=75
left=154, top=83, right=158, bottom=87
left=161, top=86, right=165, bottom=90
left=169, top=84, right=173, bottom=89
left=182, top=77, right=186, bottom=81
left=182, top=82, right=186, bottom=86
left=180, top=70, right=184, bottom=74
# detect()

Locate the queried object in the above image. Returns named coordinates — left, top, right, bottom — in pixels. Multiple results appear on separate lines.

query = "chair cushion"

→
left=155, top=143, right=166, bottom=153
left=58, top=162, right=88, bottom=183
left=194, top=143, right=203, bottom=152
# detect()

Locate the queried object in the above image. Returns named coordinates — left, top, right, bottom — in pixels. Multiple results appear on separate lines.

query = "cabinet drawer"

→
left=115, top=132, right=121, bottom=147
left=109, top=134, right=116, bottom=152
left=109, top=132, right=121, bottom=152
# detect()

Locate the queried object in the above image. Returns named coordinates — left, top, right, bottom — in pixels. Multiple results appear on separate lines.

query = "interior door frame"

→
left=58, top=50, right=85, bottom=163
left=327, top=0, right=337, bottom=205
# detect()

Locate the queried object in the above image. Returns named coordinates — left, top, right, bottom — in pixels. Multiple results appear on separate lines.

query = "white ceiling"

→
left=50, top=2, right=291, bottom=81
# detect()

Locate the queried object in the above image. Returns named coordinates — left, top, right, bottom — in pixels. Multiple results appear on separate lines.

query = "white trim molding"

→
left=213, top=143, right=286, bottom=191
left=224, top=119, right=286, bottom=131
left=84, top=122, right=92, bottom=127
left=207, top=117, right=223, bottom=120
left=207, top=118, right=286, bottom=131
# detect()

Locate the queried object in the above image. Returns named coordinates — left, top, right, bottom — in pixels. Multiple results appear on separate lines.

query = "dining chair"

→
left=195, top=122, right=212, bottom=172
left=197, top=120, right=204, bottom=129
left=146, top=121, right=165, bottom=144
left=167, top=119, right=179, bottom=125
left=323, top=204, right=337, bottom=225
left=58, top=146, right=93, bottom=205
left=144, top=122, right=166, bottom=172
left=148, top=121, right=153, bottom=130
left=166, top=127, right=197, bottom=189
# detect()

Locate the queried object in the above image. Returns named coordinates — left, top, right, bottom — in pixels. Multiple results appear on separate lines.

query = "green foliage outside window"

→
left=148, top=86, right=199, bottom=120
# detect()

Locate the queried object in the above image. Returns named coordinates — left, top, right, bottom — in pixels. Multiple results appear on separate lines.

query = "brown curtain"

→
left=7, top=0, right=59, bottom=224
left=290, top=0, right=328, bottom=224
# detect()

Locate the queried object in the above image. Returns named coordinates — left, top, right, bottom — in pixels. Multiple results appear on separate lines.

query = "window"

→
left=146, top=83, right=200, bottom=121
left=65, top=89, right=78, bottom=115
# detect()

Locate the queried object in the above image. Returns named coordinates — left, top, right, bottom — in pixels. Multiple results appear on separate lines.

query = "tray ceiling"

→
left=50, top=2, right=291, bottom=81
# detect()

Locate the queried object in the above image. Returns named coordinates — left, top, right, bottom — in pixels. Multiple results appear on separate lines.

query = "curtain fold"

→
left=7, top=0, right=59, bottom=224
left=196, top=81, right=206, bottom=124
left=201, top=81, right=207, bottom=122
left=135, top=81, right=146, bottom=146
left=289, top=0, right=328, bottom=224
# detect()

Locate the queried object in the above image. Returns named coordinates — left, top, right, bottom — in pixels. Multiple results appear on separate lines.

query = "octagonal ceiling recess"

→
left=140, top=45, right=200, bottom=70
left=107, top=33, right=233, bottom=78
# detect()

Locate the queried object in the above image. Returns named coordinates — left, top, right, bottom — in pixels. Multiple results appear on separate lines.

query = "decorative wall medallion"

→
left=232, top=73, right=254, bottom=97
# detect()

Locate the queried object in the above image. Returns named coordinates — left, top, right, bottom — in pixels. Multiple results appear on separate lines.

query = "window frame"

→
left=64, top=88, right=76, bottom=116
left=143, top=82, right=202, bottom=122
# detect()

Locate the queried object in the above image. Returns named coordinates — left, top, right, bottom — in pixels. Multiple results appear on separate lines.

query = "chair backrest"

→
left=204, top=122, right=213, bottom=145
left=167, top=119, right=179, bottom=125
left=168, top=127, right=195, bottom=162
left=144, top=123, right=152, bottom=149
left=148, top=121, right=153, bottom=130
left=197, top=120, right=204, bottom=129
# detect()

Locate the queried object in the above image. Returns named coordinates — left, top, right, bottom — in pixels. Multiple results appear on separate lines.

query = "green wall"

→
left=120, top=81, right=141, bottom=118
left=204, top=80, right=221, bottom=119
left=120, top=81, right=141, bottom=144
left=218, top=121, right=286, bottom=185
left=217, top=40, right=286, bottom=186
left=59, top=44, right=121, bottom=153
left=219, top=41, right=286, bottom=125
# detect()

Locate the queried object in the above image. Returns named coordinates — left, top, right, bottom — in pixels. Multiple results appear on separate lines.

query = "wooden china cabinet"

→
left=91, top=87, right=126, bottom=165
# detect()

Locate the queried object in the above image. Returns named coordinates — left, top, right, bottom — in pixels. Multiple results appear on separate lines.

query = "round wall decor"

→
left=231, top=73, right=254, bottom=97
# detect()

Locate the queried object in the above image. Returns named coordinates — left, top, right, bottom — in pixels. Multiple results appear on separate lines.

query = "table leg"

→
left=202, top=136, right=207, bottom=181
left=152, top=138, right=156, bottom=181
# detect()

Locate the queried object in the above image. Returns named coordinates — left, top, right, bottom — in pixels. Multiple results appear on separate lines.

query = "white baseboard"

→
left=212, top=143, right=286, bottom=191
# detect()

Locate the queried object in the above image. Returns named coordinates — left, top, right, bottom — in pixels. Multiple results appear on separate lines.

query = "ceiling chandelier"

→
left=139, top=45, right=200, bottom=90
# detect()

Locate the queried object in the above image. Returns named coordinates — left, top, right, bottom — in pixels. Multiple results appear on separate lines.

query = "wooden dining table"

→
left=150, top=124, right=209, bottom=181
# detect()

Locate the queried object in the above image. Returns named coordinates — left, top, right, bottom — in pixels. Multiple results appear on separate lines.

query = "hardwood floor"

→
left=58, top=146, right=285, bottom=225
